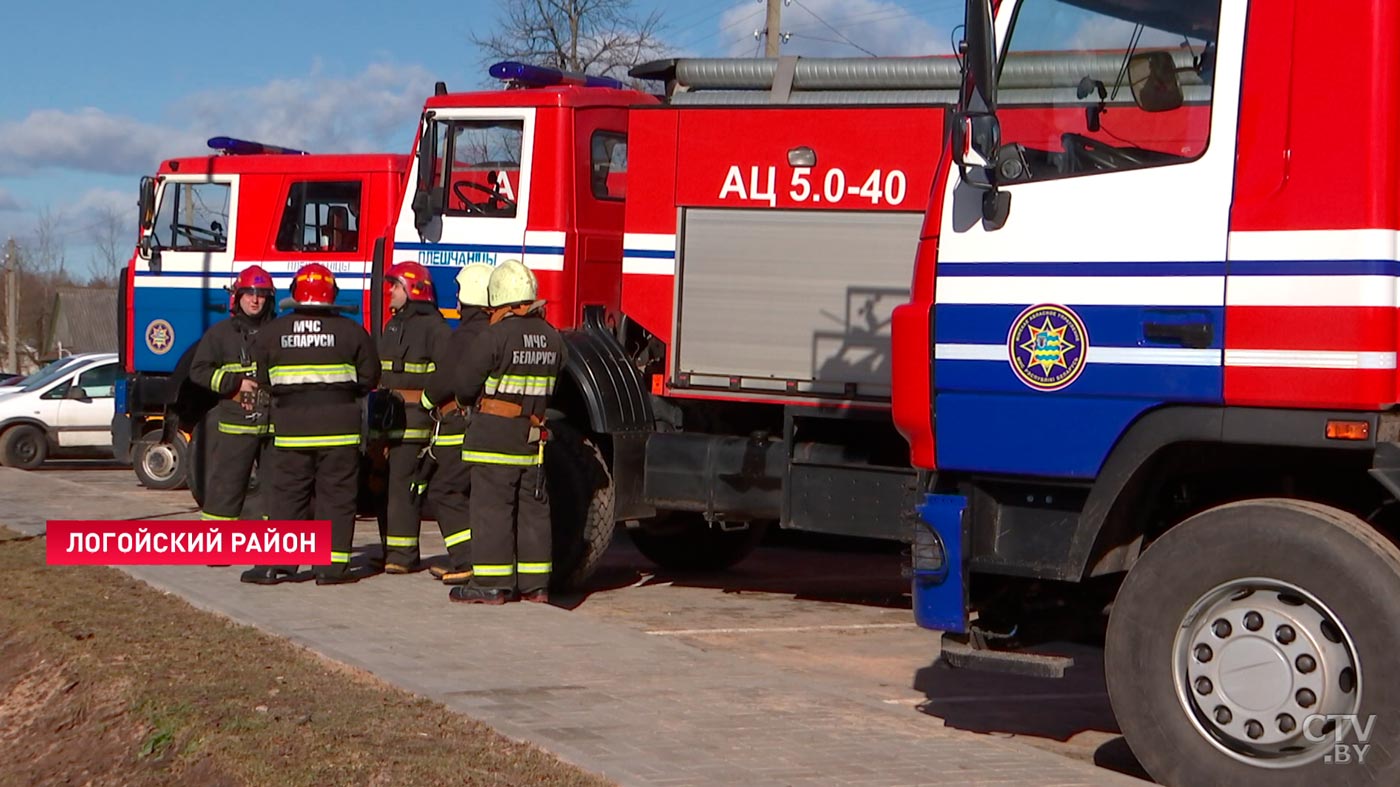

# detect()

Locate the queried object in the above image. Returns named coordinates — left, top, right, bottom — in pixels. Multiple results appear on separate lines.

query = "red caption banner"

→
left=46, top=520, right=331, bottom=566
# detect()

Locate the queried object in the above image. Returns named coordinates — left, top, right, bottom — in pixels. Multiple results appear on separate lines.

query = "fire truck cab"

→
left=389, top=64, right=657, bottom=585
left=117, top=141, right=408, bottom=497
left=897, top=0, right=1400, bottom=783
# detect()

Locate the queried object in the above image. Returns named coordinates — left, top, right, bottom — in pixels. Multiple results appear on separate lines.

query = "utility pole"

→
left=765, top=0, right=783, bottom=57
left=4, top=237, right=16, bottom=373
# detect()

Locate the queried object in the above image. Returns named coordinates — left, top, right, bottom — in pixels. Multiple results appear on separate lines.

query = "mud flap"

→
left=912, top=493, right=967, bottom=633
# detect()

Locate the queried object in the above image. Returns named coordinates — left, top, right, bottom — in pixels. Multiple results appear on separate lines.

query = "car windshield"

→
left=18, top=357, right=84, bottom=392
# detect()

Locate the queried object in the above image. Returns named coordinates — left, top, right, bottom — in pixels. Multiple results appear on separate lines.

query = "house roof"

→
left=45, top=287, right=118, bottom=356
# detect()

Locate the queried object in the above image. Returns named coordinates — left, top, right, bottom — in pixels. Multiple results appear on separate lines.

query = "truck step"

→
left=939, top=634, right=1075, bottom=679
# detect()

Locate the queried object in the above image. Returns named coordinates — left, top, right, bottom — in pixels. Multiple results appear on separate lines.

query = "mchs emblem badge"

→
left=1008, top=304, right=1088, bottom=391
left=146, top=320, right=175, bottom=355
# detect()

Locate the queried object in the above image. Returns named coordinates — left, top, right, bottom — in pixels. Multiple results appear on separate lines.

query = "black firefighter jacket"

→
left=422, top=308, right=491, bottom=448
left=377, top=301, right=452, bottom=442
left=189, top=311, right=274, bottom=436
left=252, top=309, right=380, bottom=450
left=453, top=311, right=567, bottom=466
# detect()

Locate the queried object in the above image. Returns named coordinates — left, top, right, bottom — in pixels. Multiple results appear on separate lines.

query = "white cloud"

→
left=0, top=109, right=202, bottom=177
left=0, top=187, right=21, bottom=212
left=0, top=61, right=435, bottom=179
left=71, top=188, right=136, bottom=223
left=178, top=61, right=435, bottom=154
left=720, top=0, right=948, bottom=58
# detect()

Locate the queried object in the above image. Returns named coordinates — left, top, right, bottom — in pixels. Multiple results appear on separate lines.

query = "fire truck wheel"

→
left=1105, top=499, right=1400, bottom=786
left=133, top=430, right=190, bottom=490
left=627, top=516, right=769, bottom=572
left=545, top=421, right=615, bottom=592
left=0, top=424, right=47, bottom=470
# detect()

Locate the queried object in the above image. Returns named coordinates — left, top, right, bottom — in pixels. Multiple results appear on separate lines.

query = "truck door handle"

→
left=1143, top=321, right=1213, bottom=349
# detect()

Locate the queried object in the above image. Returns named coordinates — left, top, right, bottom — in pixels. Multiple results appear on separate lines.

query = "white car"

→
left=0, top=353, right=121, bottom=469
left=0, top=354, right=94, bottom=396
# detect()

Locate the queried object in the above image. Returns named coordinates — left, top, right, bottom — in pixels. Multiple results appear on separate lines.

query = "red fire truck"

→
left=898, top=0, right=1400, bottom=783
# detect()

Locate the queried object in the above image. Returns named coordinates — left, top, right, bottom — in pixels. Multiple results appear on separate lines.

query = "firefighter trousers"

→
left=378, top=441, right=425, bottom=567
left=252, top=445, right=359, bottom=579
left=426, top=442, right=473, bottom=571
left=468, top=463, right=551, bottom=593
left=199, top=412, right=265, bottom=521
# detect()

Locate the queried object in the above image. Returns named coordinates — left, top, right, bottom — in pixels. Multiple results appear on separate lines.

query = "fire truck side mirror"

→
left=413, top=116, right=443, bottom=233
left=1128, top=51, right=1184, bottom=113
left=138, top=234, right=162, bottom=273
left=963, top=0, right=998, bottom=114
left=138, top=176, right=157, bottom=231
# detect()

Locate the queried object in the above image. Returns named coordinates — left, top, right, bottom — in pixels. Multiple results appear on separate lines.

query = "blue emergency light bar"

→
left=489, top=61, right=625, bottom=90
left=207, top=136, right=309, bottom=156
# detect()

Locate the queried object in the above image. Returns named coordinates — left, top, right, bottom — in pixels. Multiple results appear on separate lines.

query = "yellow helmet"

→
left=455, top=263, right=494, bottom=308
left=487, top=259, right=538, bottom=307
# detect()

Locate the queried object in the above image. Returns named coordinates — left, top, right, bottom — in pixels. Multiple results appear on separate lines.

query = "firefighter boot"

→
left=448, top=585, right=516, bottom=605
left=520, top=589, right=550, bottom=604
left=240, top=566, right=296, bottom=585
left=315, top=571, right=361, bottom=586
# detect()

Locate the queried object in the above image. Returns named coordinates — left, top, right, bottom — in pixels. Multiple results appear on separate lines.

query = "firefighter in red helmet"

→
left=370, top=260, right=453, bottom=573
left=190, top=265, right=276, bottom=524
left=242, top=263, right=380, bottom=585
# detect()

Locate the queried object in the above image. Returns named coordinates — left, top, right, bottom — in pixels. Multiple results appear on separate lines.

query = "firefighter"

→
left=448, top=260, right=566, bottom=604
left=239, top=263, right=380, bottom=585
left=421, top=263, right=495, bottom=584
left=189, top=265, right=275, bottom=523
left=374, top=260, right=452, bottom=573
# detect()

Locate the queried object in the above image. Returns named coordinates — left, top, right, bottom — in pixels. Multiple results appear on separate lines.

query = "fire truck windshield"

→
left=148, top=181, right=231, bottom=253
left=992, top=0, right=1221, bottom=182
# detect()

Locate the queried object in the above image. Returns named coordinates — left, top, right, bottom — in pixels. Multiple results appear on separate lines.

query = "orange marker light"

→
left=651, top=374, right=664, bottom=395
left=1325, top=420, right=1370, bottom=441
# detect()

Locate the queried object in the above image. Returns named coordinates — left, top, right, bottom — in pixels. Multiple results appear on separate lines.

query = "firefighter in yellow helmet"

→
left=419, top=263, right=495, bottom=583
left=448, top=260, right=566, bottom=604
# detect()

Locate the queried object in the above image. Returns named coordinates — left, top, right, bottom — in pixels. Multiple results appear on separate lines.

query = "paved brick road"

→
left=3, top=467, right=1147, bottom=786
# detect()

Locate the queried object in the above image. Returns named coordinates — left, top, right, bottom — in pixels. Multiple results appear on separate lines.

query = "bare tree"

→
left=472, top=0, right=667, bottom=82
left=31, top=206, right=68, bottom=278
left=89, top=204, right=128, bottom=287
left=10, top=210, right=82, bottom=364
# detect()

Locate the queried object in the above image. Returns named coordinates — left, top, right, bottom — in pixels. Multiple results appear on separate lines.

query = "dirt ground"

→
left=0, top=528, right=611, bottom=787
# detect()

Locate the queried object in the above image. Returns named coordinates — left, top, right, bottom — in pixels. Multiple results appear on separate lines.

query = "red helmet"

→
left=386, top=260, right=435, bottom=303
left=291, top=263, right=338, bottom=307
left=233, top=265, right=275, bottom=294
left=228, top=265, right=275, bottom=314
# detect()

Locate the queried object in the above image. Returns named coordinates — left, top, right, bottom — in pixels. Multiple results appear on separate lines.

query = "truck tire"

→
left=545, top=421, right=615, bottom=591
left=628, top=516, right=769, bottom=572
left=1105, top=499, right=1400, bottom=786
left=0, top=425, right=48, bottom=470
left=133, top=430, right=189, bottom=490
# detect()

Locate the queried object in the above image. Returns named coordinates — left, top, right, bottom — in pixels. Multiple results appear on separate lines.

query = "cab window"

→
left=590, top=132, right=628, bottom=200
left=443, top=120, right=523, bottom=218
left=995, top=0, right=1220, bottom=181
left=275, top=181, right=363, bottom=252
left=150, top=182, right=230, bottom=252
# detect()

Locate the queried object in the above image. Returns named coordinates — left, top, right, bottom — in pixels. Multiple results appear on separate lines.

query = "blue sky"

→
left=0, top=0, right=962, bottom=278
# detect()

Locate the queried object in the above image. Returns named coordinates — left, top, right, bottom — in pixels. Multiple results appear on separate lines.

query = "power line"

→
left=789, top=0, right=878, bottom=56
left=677, top=7, right=765, bottom=49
